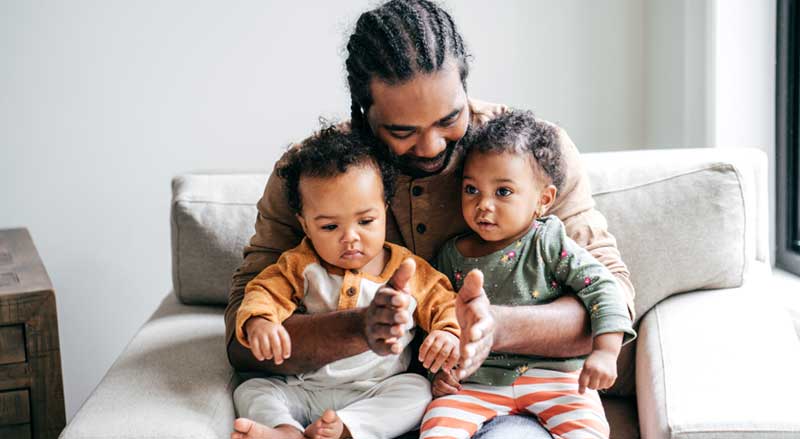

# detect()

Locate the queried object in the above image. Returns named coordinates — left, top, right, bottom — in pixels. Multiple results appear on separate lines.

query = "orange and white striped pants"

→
left=419, top=369, right=609, bottom=439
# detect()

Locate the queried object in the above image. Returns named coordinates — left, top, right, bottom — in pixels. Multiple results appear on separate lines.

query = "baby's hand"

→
left=419, top=330, right=460, bottom=373
left=432, top=369, right=462, bottom=397
left=578, top=349, right=618, bottom=394
left=245, top=317, right=291, bottom=365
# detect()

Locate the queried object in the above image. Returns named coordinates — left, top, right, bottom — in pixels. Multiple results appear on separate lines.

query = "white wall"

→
left=0, top=0, right=650, bottom=420
left=643, top=0, right=714, bottom=148
left=456, top=1, right=646, bottom=152
left=710, top=0, right=777, bottom=260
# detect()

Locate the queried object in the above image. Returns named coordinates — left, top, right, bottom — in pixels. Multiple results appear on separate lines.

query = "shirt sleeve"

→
left=234, top=248, right=307, bottom=349
left=408, top=253, right=460, bottom=338
left=538, top=217, right=636, bottom=346
left=225, top=153, right=305, bottom=347
left=546, top=125, right=637, bottom=320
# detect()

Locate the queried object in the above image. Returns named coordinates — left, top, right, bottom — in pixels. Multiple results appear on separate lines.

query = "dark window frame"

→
left=777, top=0, right=800, bottom=275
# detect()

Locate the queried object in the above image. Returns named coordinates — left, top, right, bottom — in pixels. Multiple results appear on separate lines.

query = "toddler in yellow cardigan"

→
left=232, top=126, right=460, bottom=439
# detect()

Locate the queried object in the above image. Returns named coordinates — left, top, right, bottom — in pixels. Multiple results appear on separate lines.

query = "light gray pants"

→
left=234, top=373, right=432, bottom=439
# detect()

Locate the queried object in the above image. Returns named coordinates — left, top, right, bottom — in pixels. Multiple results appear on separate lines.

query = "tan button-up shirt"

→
left=224, top=99, right=635, bottom=346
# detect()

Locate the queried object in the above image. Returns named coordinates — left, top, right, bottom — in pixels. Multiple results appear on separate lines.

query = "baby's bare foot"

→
left=303, top=410, right=347, bottom=439
left=231, top=418, right=303, bottom=439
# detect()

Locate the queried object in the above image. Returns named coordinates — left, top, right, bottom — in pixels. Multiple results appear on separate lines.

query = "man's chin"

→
left=399, top=148, right=454, bottom=177
left=402, top=160, right=446, bottom=177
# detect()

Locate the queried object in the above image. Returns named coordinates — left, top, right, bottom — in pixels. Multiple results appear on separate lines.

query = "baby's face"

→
left=461, top=150, right=547, bottom=246
left=296, top=164, right=387, bottom=272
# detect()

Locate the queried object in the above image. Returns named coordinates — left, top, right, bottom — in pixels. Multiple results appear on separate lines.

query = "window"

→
left=777, top=0, right=800, bottom=275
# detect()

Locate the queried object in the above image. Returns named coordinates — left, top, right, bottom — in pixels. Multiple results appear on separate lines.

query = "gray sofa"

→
left=60, top=147, right=800, bottom=439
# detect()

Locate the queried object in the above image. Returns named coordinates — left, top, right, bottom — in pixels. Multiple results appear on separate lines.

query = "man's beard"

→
left=388, top=126, right=472, bottom=178
left=395, top=141, right=457, bottom=178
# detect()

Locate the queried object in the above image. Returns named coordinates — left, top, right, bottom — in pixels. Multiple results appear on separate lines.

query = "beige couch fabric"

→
left=637, top=271, right=800, bottom=439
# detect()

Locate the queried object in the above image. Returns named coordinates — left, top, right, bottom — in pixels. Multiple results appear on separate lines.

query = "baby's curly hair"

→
left=466, top=110, right=564, bottom=190
left=276, top=124, right=397, bottom=214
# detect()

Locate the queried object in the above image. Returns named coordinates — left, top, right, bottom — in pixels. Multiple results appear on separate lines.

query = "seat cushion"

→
left=60, top=293, right=236, bottom=439
left=636, top=272, right=800, bottom=439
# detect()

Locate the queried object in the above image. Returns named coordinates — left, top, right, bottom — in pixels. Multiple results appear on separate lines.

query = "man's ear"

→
left=538, top=185, right=558, bottom=216
left=296, top=213, right=309, bottom=235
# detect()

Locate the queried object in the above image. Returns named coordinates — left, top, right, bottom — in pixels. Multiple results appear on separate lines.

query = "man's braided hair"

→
left=345, top=0, right=470, bottom=131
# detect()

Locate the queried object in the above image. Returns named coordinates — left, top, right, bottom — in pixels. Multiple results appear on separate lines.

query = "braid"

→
left=418, top=0, right=446, bottom=69
left=345, top=0, right=470, bottom=132
left=350, top=99, right=364, bottom=131
left=387, top=0, right=434, bottom=72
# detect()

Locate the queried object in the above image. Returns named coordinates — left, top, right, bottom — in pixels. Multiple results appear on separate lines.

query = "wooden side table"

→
left=0, top=228, right=66, bottom=439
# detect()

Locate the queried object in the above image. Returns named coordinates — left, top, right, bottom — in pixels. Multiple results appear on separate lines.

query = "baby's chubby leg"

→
left=335, top=373, right=433, bottom=439
left=232, top=377, right=308, bottom=439
left=419, top=383, right=515, bottom=439
left=514, top=369, right=610, bottom=439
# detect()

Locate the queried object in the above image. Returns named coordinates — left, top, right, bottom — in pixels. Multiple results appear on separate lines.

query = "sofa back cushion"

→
left=171, top=173, right=266, bottom=305
left=171, top=148, right=765, bottom=319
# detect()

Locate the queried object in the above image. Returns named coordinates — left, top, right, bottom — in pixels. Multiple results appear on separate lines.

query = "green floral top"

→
left=434, top=215, right=636, bottom=386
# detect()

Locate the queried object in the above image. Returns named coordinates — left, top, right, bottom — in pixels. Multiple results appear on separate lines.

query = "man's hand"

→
left=364, top=258, right=415, bottom=356
left=419, top=330, right=460, bottom=373
left=454, top=269, right=495, bottom=380
left=578, top=332, right=623, bottom=393
left=431, top=369, right=462, bottom=397
left=244, top=317, right=292, bottom=365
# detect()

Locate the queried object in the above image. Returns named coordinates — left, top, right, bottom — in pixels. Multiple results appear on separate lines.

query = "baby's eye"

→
left=321, top=224, right=337, bottom=231
left=359, top=218, right=375, bottom=226
left=496, top=187, right=513, bottom=197
left=464, top=185, right=478, bottom=195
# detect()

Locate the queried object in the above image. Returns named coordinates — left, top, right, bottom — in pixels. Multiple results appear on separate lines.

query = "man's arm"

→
left=490, top=295, right=593, bottom=358
left=228, top=309, right=370, bottom=374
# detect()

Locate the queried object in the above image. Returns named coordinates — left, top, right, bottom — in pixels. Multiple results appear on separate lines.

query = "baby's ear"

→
left=539, top=185, right=558, bottom=214
left=296, top=213, right=309, bottom=235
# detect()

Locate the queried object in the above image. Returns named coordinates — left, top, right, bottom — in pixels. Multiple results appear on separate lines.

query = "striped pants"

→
left=419, top=369, right=609, bottom=439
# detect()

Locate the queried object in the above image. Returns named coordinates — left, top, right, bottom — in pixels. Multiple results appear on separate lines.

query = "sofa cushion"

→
left=636, top=270, right=800, bottom=439
left=59, top=293, right=236, bottom=439
left=586, top=148, right=764, bottom=322
left=171, top=173, right=266, bottom=305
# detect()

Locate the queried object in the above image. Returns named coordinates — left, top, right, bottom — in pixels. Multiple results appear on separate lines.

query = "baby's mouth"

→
left=476, top=219, right=497, bottom=228
left=341, top=249, right=363, bottom=259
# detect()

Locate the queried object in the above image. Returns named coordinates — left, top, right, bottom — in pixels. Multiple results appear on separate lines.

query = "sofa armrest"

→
left=636, top=279, right=800, bottom=439
left=60, top=293, right=236, bottom=439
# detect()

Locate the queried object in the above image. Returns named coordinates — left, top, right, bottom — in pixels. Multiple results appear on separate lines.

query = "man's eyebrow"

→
left=382, top=107, right=463, bottom=131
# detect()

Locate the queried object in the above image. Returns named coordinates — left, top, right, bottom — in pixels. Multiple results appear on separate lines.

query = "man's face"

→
left=366, top=61, right=469, bottom=177
left=296, top=164, right=387, bottom=273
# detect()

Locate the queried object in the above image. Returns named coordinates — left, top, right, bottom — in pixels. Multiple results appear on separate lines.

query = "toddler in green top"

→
left=419, top=111, right=636, bottom=439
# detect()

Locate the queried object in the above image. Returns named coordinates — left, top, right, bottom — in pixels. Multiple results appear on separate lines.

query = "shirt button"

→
left=416, top=223, right=427, bottom=234
left=347, top=287, right=356, bottom=296
left=412, top=186, right=424, bottom=196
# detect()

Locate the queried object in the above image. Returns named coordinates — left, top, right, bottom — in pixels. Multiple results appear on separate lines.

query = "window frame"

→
left=777, top=0, right=800, bottom=275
